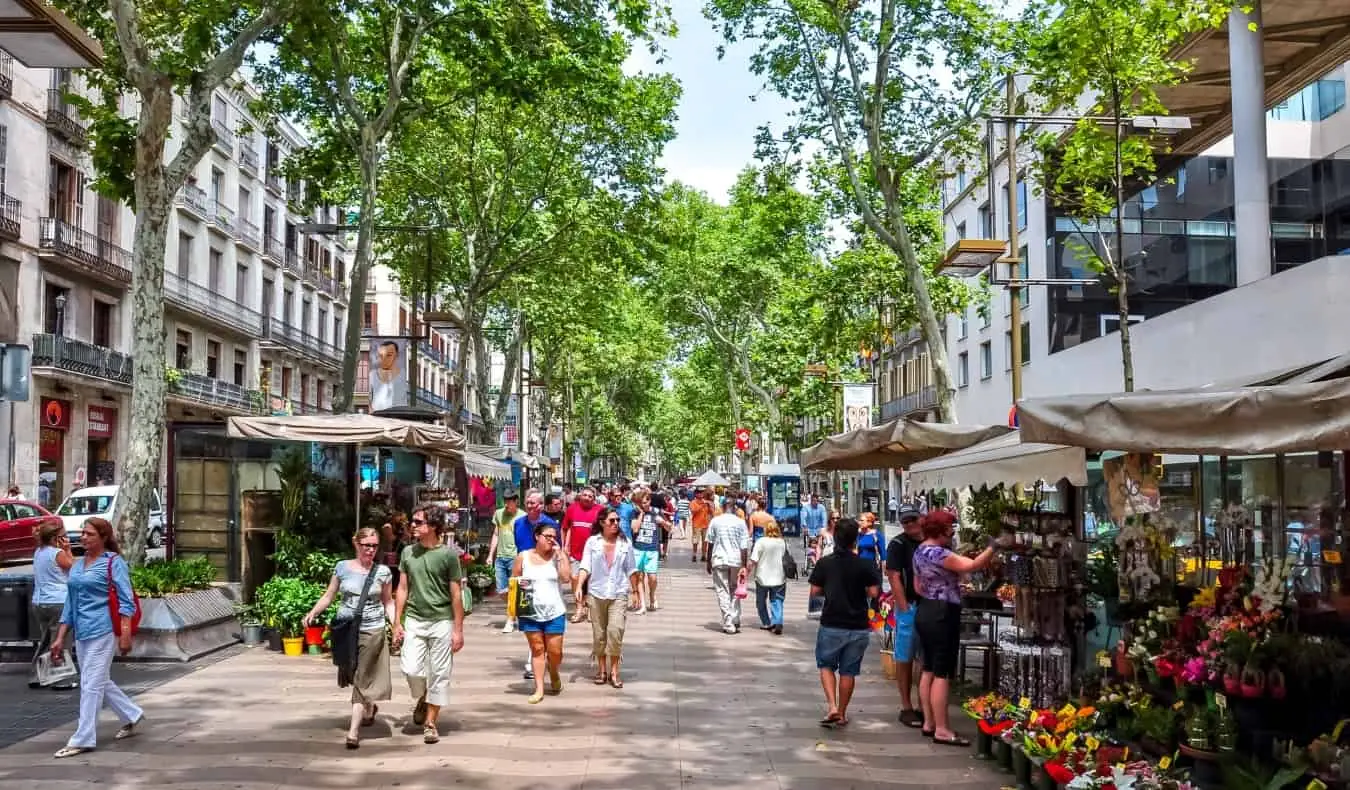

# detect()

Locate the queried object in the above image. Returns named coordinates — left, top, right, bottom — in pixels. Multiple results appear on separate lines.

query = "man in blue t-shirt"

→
left=616, top=484, right=637, bottom=539
left=511, top=490, right=559, bottom=680
left=801, top=492, right=828, bottom=547
left=630, top=490, right=669, bottom=614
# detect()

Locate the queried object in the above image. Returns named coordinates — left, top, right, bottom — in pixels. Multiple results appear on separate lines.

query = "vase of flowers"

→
left=1239, top=662, right=1265, bottom=698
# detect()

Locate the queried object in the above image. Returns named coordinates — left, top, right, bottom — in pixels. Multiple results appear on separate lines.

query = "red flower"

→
left=980, top=720, right=1015, bottom=735
left=1046, top=761, right=1076, bottom=784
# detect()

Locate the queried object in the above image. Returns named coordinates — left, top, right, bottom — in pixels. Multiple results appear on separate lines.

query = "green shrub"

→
left=130, top=555, right=217, bottom=597
left=254, top=575, right=333, bottom=636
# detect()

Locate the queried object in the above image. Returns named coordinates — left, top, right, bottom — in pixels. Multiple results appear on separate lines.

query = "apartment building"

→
left=0, top=51, right=348, bottom=502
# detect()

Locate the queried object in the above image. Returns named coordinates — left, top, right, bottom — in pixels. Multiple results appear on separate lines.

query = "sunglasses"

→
left=411, top=518, right=428, bottom=525
left=358, top=542, right=379, bottom=550
left=605, top=516, right=619, bottom=523
left=539, top=533, right=558, bottom=541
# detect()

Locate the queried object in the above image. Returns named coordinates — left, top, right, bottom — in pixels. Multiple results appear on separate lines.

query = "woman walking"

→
left=748, top=521, right=788, bottom=635
left=513, top=521, right=573, bottom=703
left=49, top=518, right=143, bottom=759
left=30, top=522, right=75, bottom=690
left=575, top=507, right=637, bottom=688
left=303, top=527, right=395, bottom=749
left=913, top=510, right=994, bottom=746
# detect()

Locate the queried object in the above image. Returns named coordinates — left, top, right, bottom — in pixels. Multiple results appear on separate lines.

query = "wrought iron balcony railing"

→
left=172, top=371, right=265, bottom=414
left=45, top=89, right=86, bottom=145
left=31, top=333, right=133, bottom=385
left=211, top=118, right=234, bottom=154
left=0, top=50, right=13, bottom=99
left=163, top=269, right=264, bottom=336
left=208, top=199, right=235, bottom=234
left=239, top=141, right=259, bottom=174
left=176, top=183, right=209, bottom=218
left=237, top=217, right=262, bottom=250
left=283, top=249, right=302, bottom=275
left=38, top=217, right=132, bottom=285
left=0, top=192, right=19, bottom=239
left=264, top=235, right=284, bottom=263
left=261, top=318, right=342, bottom=367
left=265, top=170, right=282, bottom=194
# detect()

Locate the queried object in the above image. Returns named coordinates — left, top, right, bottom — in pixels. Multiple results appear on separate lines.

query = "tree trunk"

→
left=1112, top=88, right=1135, bottom=393
left=112, top=85, right=176, bottom=567
left=1116, top=280, right=1135, bottom=392
left=334, top=145, right=380, bottom=413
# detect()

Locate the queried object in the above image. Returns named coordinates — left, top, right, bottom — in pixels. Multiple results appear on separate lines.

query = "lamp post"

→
left=53, top=291, right=67, bottom=337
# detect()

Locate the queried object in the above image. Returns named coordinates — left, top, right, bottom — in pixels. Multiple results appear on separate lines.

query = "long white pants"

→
left=711, top=566, right=742, bottom=631
left=401, top=616, right=453, bottom=707
left=69, top=633, right=143, bottom=748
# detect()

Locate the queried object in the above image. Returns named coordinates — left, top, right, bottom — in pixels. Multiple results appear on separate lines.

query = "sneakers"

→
left=423, top=725, right=439, bottom=744
left=500, top=620, right=516, bottom=634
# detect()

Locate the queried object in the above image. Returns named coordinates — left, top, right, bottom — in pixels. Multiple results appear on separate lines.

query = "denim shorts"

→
left=519, top=614, right=567, bottom=635
left=494, top=556, right=515, bottom=594
left=814, top=626, right=870, bottom=677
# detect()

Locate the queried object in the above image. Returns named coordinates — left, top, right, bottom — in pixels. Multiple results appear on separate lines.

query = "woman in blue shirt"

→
left=29, top=522, right=74, bottom=689
left=855, top=513, right=883, bottom=567
left=50, top=517, right=143, bottom=759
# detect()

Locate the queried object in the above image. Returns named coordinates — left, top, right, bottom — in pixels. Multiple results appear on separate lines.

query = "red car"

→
left=0, top=500, right=61, bottom=562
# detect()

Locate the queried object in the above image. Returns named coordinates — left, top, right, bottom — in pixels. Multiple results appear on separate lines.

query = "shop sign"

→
left=88, top=405, right=116, bottom=439
left=41, top=398, right=71, bottom=430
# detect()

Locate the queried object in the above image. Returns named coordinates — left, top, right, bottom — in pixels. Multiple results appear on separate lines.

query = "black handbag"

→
left=331, top=565, right=379, bottom=688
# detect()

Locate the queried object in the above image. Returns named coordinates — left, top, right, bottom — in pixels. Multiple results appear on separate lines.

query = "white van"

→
left=56, top=485, right=167, bottom=552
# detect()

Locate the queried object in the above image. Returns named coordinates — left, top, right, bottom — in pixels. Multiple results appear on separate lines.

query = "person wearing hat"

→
left=884, top=503, right=925, bottom=727
left=487, top=489, right=521, bottom=634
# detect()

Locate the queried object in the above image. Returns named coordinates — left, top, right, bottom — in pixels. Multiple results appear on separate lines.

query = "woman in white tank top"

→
left=511, top=520, right=573, bottom=703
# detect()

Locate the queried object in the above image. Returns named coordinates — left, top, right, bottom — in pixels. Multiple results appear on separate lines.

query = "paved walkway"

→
left=0, top=539, right=1002, bottom=789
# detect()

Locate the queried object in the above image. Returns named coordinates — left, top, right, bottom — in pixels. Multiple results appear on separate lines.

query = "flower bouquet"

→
left=1066, top=761, right=1195, bottom=790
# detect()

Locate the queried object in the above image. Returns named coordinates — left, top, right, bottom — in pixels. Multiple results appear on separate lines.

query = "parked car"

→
left=56, top=485, right=167, bottom=554
left=0, top=500, right=62, bottom=562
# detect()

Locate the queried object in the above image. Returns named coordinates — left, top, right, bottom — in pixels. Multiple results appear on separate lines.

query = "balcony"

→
left=163, top=269, right=264, bottom=336
left=265, top=170, right=282, bottom=195
left=171, top=371, right=264, bottom=415
left=45, top=89, right=87, bottom=146
left=880, top=385, right=938, bottom=420
left=0, top=193, right=19, bottom=240
left=211, top=118, right=234, bottom=154
left=176, top=183, right=209, bottom=219
left=283, top=249, right=302, bottom=276
left=302, top=260, right=319, bottom=286
left=264, top=235, right=284, bottom=263
left=239, top=141, right=259, bottom=175
left=414, top=387, right=451, bottom=412
left=418, top=341, right=443, bottom=365
left=317, top=272, right=342, bottom=300
left=207, top=199, right=235, bottom=236
left=31, top=333, right=133, bottom=386
left=260, top=318, right=342, bottom=369
left=237, top=217, right=262, bottom=251
left=38, top=217, right=133, bottom=286
left=0, top=50, right=12, bottom=100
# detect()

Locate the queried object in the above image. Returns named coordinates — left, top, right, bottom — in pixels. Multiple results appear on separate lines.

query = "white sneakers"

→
left=500, top=620, right=516, bottom=634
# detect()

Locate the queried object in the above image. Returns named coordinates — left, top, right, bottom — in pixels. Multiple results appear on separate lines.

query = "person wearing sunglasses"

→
left=392, top=507, right=465, bottom=744
left=575, top=506, right=637, bottom=688
left=510, top=520, right=574, bottom=703
left=303, top=527, right=395, bottom=749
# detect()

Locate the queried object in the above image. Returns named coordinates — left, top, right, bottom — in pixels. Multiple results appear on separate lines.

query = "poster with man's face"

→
left=842, top=384, right=874, bottom=432
left=368, top=337, right=408, bottom=412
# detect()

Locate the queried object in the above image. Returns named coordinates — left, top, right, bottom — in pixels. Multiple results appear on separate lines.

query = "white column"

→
left=1228, top=2, right=1272, bottom=285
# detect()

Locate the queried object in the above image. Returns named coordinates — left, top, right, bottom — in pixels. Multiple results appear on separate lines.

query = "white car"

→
left=56, top=485, right=167, bottom=553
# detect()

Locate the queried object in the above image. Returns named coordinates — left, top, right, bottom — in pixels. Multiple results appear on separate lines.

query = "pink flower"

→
left=1182, top=656, right=1207, bottom=683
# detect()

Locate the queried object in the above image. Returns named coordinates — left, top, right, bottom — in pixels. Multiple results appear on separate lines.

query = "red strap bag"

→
left=106, top=552, right=142, bottom=636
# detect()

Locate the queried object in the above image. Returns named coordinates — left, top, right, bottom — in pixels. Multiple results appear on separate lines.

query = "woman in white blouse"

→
left=575, top=507, right=638, bottom=688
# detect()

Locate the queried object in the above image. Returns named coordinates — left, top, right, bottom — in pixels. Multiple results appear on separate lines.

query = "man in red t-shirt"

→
left=562, top=486, right=604, bottom=622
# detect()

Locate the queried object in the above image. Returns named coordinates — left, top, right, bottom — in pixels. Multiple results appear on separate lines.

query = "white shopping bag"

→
left=35, top=650, right=78, bottom=687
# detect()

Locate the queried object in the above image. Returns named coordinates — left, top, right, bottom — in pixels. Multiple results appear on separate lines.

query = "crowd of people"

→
left=31, top=479, right=990, bottom=756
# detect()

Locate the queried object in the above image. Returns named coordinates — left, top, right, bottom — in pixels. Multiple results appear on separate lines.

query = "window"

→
left=957, top=352, right=969, bottom=388
left=92, top=300, right=113, bottom=347
left=317, top=378, right=326, bottom=408
left=1016, top=179, right=1028, bottom=231
left=48, top=158, right=81, bottom=226
left=317, top=307, right=328, bottom=341
left=1005, top=322, right=1032, bottom=370
left=979, top=341, right=992, bottom=380
left=956, top=221, right=967, bottom=240
left=280, top=366, right=292, bottom=398
left=97, top=196, right=118, bottom=243
left=335, top=316, right=344, bottom=345
left=263, top=206, right=275, bottom=242
left=0, top=125, right=7, bottom=193
left=300, top=373, right=310, bottom=406
left=1018, top=245, right=1029, bottom=307
left=175, top=329, right=192, bottom=369
left=399, top=307, right=408, bottom=333
left=177, top=233, right=192, bottom=278
left=261, top=278, right=274, bottom=319
left=238, top=186, right=251, bottom=221
left=209, top=248, right=223, bottom=291
left=236, top=265, right=249, bottom=304
left=233, top=349, right=246, bottom=386
left=283, top=287, right=294, bottom=324
left=977, top=203, right=991, bottom=238
left=206, top=340, right=220, bottom=379
left=301, top=299, right=312, bottom=333
left=362, top=302, right=377, bottom=329
left=259, top=359, right=272, bottom=392
left=210, top=168, right=223, bottom=203
left=44, top=284, right=70, bottom=335
left=212, top=94, right=227, bottom=125
left=958, top=314, right=968, bottom=339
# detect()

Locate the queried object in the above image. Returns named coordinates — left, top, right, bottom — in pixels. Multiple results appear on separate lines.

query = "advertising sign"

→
left=734, top=427, right=751, bottom=451
left=87, top=405, right=116, bottom=439
left=841, top=383, right=874, bottom=432
left=368, top=337, right=409, bottom=411
left=41, top=398, right=71, bottom=430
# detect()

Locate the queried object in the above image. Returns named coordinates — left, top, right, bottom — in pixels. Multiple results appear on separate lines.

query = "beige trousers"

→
left=587, top=594, right=629, bottom=658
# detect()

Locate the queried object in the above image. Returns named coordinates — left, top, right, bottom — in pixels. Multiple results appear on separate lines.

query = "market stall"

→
left=907, top=430, right=1088, bottom=492
left=799, top=416, right=1011, bottom=471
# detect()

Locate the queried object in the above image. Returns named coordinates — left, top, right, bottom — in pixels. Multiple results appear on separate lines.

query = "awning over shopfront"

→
left=468, top=444, right=541, bottom=471
left=1017, top=378, right=1350, bottom=455
left=226, top=413, right=466, bottom=459
left=459, top=450, right=512, bottom=480
left=800, top=418, right=1012, bottom=472
left=906, top=430, right=1087, bottom=492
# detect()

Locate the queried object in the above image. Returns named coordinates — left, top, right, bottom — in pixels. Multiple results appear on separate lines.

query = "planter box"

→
left=124, top=586, right=242, bottom=662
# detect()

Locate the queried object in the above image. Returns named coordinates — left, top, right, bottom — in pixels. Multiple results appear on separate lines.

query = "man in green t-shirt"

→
left=394, top=506, right=464, bottom=744
left=487, top=489, right=520, bottom=633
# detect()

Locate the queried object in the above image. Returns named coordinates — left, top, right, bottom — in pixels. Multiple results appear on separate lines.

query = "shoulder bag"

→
left=332, top=564, right=379, bottom=688
left=106, top=552, right=142, bottom=636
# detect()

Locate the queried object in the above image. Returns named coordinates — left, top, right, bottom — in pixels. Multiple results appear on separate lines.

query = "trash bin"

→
left=0, top=576, right=34, bottom=642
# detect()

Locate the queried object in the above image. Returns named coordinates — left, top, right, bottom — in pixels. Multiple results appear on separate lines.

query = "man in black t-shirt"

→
left=807, top=517, right=882, bottom=728
left=885, top=504, right=925, bottom=727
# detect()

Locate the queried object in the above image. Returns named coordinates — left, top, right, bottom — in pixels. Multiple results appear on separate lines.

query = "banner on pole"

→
left=842, top=383, right=874, bottom=432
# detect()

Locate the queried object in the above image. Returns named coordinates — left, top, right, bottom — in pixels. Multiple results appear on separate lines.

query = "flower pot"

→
left=974, top=730, right=994, bottom=760
left=880, top=652, right=896, bottom=680
left=1033, top=766, right=1058, bottom=790
left=304, top=625, right=325, bottom=646
left=307, top=644, right=323, bottom=655
left=994, top=739, right=1013, bottom=771
left=241, top=623, right=263, bottom=645
left=1012, top=746, right=1033, bottom=789
left=266, top=628, right=283, bottom=652
left=281, top=636, right=305, bottom=657
left=1266, top=667, right=1287, bottom=701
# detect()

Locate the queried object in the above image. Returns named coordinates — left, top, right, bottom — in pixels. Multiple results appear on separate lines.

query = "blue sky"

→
left=625, top=0, right=794, bottom=202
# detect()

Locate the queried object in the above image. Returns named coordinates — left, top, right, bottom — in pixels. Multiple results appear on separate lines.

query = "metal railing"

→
left=38, top=217, right=132, bottom=284
left=163, top=269, right=263, bottom=335
left=237, top=217, right=261, bottom=249
left=239, top=141, right=259, bottom=173
left=418, top=341, right=443, bottom=365
left=880, top=385, right=938, bottom=420
left=45, top=89, right=86, bottom=145
left=283, top=249, right=302, bottom=275
left=415, top=387, right=450, bottom=411
left=302, top=260, right=318, bottom=286
left=262, top=318, right=342, bottom=366
left=0, top=50, right=12, bottom=99
left=173, top=371, right=265, bottom=414
left=265, top=170, right=282, bottom=194
left=31, top=333, right=133, bottom=385
left=0, top=192, right=19, bottom=238
left=317, top=272, right=340, bottom=299
left=176, top=183, right=209, bottom=217
left=208, top=199, right=235, bottom=234
left=264, top=235, right=284, bottom=262
left=211, top=118, right=234, bottom=153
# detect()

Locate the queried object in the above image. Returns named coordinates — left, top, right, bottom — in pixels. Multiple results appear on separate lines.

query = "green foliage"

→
left=129, top=555, right=217, bottom=597
left=254, top=575, right=330, bottom=636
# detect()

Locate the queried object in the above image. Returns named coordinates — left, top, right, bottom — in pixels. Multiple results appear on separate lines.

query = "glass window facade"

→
left=1268, top=78, right=1346, bottom=122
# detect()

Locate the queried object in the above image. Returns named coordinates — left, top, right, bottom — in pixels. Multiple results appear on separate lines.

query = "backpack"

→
left=782, top=548, right=799, bottom=581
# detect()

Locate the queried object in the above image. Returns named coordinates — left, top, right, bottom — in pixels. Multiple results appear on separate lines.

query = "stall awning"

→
left=906, top=431, right=1087, bottom=491
left=468, top=444, right=541, bottom=470
left=1017, top=378, right=1350, bottom=455
left=461, top=450, right=512, bottom=480
left=800, top=417, right=1012, bottom=471
left=227, top=414, right=465, bottom=455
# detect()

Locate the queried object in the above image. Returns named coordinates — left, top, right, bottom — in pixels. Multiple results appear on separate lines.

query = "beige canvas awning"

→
left=906, top=430, right=1087, bottom=491
left=800, top=418, right=1012, bottom=472
left=469, top=444, right=541, bottom=471
left=1017, top=378, right=1350, bottom=455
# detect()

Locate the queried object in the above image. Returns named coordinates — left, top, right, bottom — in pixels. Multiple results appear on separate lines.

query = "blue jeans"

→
left=755, top=584, right=785, bottom=627
left=814, top=626, right=870, bottom=677
left=494, top=556, right=515, bottom=594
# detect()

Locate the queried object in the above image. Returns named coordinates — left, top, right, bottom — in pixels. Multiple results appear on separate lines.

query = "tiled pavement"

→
left=0, top=538, right=1004, bottom=789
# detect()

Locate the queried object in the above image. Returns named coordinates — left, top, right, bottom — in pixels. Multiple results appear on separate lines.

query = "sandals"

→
left=898, top=709, right=924, bottom=728
left=527, top=691, right=544, bottom=704
left=53, top=746, right=93, bottom=759
left=593, top=672, right=609, bottom=685
left=361, top=705, right=378, bottom=727
left=345, top=736, right=360, bottom=750
left=932, top=733, right=971, bottom=747
left=423, top=725, right=440, bottom=744
left=609, top=677, right=624, bottom=689
left=115, top=717, right=143, bottom=740
left=819, top=712, right=842, bottom=729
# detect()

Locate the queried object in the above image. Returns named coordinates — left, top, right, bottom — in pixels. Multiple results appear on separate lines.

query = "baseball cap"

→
left=898, top=504, right=921, bottom=522
left=502, top=488, right=519, bottom=500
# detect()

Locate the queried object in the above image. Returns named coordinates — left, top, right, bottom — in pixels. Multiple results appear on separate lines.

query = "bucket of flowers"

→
left=963, top=692, right=1013, bottom=759
left=1066, top=760, right=1195, bottom=790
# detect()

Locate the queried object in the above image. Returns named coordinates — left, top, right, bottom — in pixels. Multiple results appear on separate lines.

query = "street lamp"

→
left=53, top=291, right=67, bottom=337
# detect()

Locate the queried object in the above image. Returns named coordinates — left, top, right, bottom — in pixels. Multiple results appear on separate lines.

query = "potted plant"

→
left=235, top=603, right=263, bottom=645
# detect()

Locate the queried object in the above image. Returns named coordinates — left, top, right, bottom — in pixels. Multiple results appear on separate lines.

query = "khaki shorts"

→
left=691, top=526, right=707, bottom=547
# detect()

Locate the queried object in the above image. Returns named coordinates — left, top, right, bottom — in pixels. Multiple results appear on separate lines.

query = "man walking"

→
left=393, top=507, right=465, bottom=744
left=807, top=517, right=881, bottom=728
left=630, top=490, right=668, bottom=613
left=885, top=504, right=924, bottom=727
left=487, top=489, right=520, bottom=634
left=689, top=488, right=713, bottom=563
left=801, top=492, right=827, bottom=551
left=705, top=502, right=749, bottom=634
